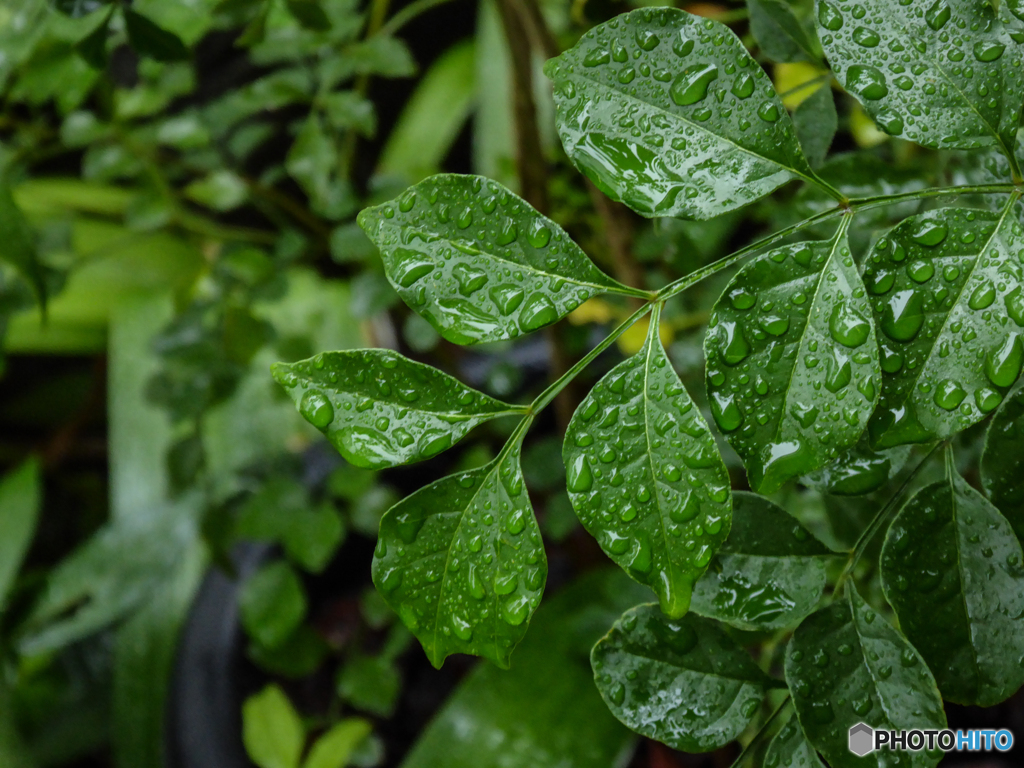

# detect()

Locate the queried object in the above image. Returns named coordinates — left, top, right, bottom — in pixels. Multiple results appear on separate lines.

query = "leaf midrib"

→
left=949, top=473, right=985, bottom=701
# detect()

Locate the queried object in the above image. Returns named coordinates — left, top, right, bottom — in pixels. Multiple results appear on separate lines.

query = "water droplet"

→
left=518, top=294, right=558, bottom=332
left=502, top=595, right=530, bottom=625
left=934, top=379, right=967, bottom=411
left=829, top=301, right=870, bottom=348
left=392, top=248, right=435, bottom=287
left=852, top=26, right=880, bottom=47
left=910, top=221, right=947, bottom=247
left=583, top=48, right=611, bottom=67
left=731, top=73, right=755, bottom=99
left=974, top=41, right=1005, bottom=62
left=453, top=263, right=488, bottom=296
left=490, top=284, right=525, bottom=316
left=452, top=614, right=473, bottom=641
left=1005, top=288, right=1024, bottom=326
left=757, top=102, right=780, bottom=122
left=968, top=281, right=996, bottom=310
left=847, top=65, right=888, bottom=100
left=907, top=261, right=934, bottom=283
left=881, top=290, right=925, bottom=342
left=721, top=321, right=750, bottom=365
left=670, top=63, right=718, bottom=106
left=629, top=535, right=653, bottom=575
left=976, top=387, right=1002, bottom=413
left=527, top=221, right=551, bottom=248
left=818, top=1, right=844, bottom=30
left=299, top=390, right=334, bottom=429
left=494, top=571, right=518, bottom=596
left=608, top=681, right=626, bottom=706
left=567, top=454, right=593, bottom=493
left=759, top=314, right=790, bottom=336
left=467, top=564, right=485, bottom=599
left=985, top=335, right=1023, bottom=388
left=710, top=391, right=743, bottom=432
left=729, top=288, right=755, bottom=310
left=925, top=0, right=951, bottom=31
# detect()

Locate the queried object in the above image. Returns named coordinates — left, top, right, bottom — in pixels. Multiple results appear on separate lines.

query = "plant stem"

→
left=729, top=695, right=791, bottom=768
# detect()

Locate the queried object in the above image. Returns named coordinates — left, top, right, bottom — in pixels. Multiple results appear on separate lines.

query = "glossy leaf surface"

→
left=802, top=438, right=910, bottom=496
left=863, top=203, right=1024, bottom=448
left=690, top=492, right=834, bottom=631
left=816, top=0, right=1024, bottom=157
left=591, top=604, right=776, bottom=752
left=786, top=587, right=945, bottom=768
left=563, top=312, right=732, bottom=617
left=764, top=713, right=825, bottom=768
left=371, top=432, right=546, bottom=669
left=544, top=7, right=817, bottom=220
left=705, top=231, right=880, bottom=493
left=880, top=458, right=1024, bottom=706
left=272, top=350, right=521, bottom=469
left=358, top=174, right=629, bottom=345
left=981, top=382, right=1024, bottom=541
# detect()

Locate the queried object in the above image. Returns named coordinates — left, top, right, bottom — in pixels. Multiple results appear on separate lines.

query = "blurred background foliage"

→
left=0, top=1, right=1015, bottom=768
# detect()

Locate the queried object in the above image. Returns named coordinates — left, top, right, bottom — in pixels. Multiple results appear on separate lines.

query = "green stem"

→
left=376, top=0, right=461, bottom=37
left=729, top=695, right=791, bottom=768
left=530, top=302, right=653, bottom=413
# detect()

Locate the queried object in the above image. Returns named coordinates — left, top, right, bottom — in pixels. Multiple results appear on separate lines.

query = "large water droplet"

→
left=710, top=391, right=743, bottom=432
left=881, top=290, right=925, bottom=342
left=818, top=1, right=844, bottom=30
left=974, top=41, right=1005, bottom=62
left=518, top=294, right=558, bottom=331
left=1006, top=289, right=1024, bottom=327
left=392, top=248, right=435, bottom=287
left=847, top=65, right=888, bottom=100
left=968, top=280, right=996, bottom=310
left=300, top=389, right=334, bottom=429
left=731, top=73, right=755, bottom=99
left=910, top=221, right=947, bottom=247
left=829, top=301, right=870, bottom=348
left=670, top=63, right=719, bottom=106
left=934, top=379, right=967, bottom=411
left=852, top=26, right=880, bottom=47
left=567, top=454, right=593, bottom=492
left=453, top=263, right=488, bottom=296
left=925, top=0, right=951, bottom=30
left=985, top=335, right=1023, bottom=388
left=721, top=321, right=750, bottom=365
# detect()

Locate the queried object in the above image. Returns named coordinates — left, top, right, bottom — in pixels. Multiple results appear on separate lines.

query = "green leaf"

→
left=52, top=0, right=109, bottom=17
left=321, top=91, right=376, bottom=137
left=286, top=113, right=342, bottom=217
left=0, top=168, right=46, bottom=309
left=748, top=0, right=821, bottom=63
left=76, top=10, right=112, bottom=69
left=283, top=503, right=345, bottom=574
left=337, top=654, right=401, bottom=717
left=690, top=492, right=835, bottom=631
left=249, top=625, right=330, bottom=679
left=802, top=438, right=910, bottom=496
left=123, top=9, right=189, bottom=62
left=815, top=0, right=1024, bottom=160
left=371, top=427, right=546, bottom=669
left=285, top=0, right=332, bottom=31
left=304, top=719, right=373, bottom=768
left=879, top=452, right=1024, bottom=706
left=243, top=685, right=306, bottom=768
left=272, top=350, right=523, bottom=469
left=785, top=586, right=946, bottom=768
left=591, top=604, right=776, bottom=752
left=864, top=202, right=1024, bottom=448
left=705, top=228, right=881, bottom=493
left=358, top=174, right=633, bottom=345
left=764, top=713, right=825, bottom=768
left=793, top=82, right=837, bottom=168
left=241, top=561, right=308, bottom=650
left=563, top=308, right=732, bottom=617
left=981, top=381, right=1024, bottom=541
left=0, top=459, right=40, bottom=611
left=543, top=7, right=817, bottom=220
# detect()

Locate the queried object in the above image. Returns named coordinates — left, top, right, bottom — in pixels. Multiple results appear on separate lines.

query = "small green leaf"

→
left=764, top=713, right=825, bottom=768
left=880, top=452, right=1024, bottom=706
left=544, top=7, right=816, bottom=219
left=286, top=113, right=345, bottom=218
left=815, top=0, right=1024, bottom=158
left=371, top=428, right=545, bottom=669
left=563, top=308, right=732, bottom=617
left=337, top=654, right=401, bottom=717
left=303, top=719, right=373, bottom=768
left=690, top=492, right=835, bottom=631
left=748, top=0, right=822, bottom=62
left=242, top=685, right=306, bottom=768
left=272, top=350, right=523, bottom=469
left=864, top=203, right=1024, bottom=447
left=358, top=174, right=633, bottom=344
left=123, top=9, right=189, bottom=62
left=0, top=459, right=40, bottom=611
left=284, top=0, right=331, bottom=31
left=802, top=438, right=910, bottom=496
left=705, top=228, right=880, bottom=493
left=793, top=82, right=837, bottom=168
left=0, top=168, right=46, bottom=308
left=241, top=561, right=308, bottom=650
left=591, top=604, right=775, bottom=752
left=786, top=586, right=946, bottom=768
left=981, top=381, right=1024, bottom=541
left=76, top=9, right=112, bottom=69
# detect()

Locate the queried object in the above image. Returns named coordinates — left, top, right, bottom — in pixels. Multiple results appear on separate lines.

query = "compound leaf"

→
left=815, top=0, right=1024, bottom=158
left=705, top=229, right=880, bottom=493
left=358, top=175, right=633, bottom=344
left=880, top=451, right=1024, bottom=706
left=786, top=586, right=946, bottom=768
left=272, top=350, right=522, bottom=469
left=371, top=428, right=546, bottom=669
left=863, top=203, right=1024, bottom=448
left=981, top=381, right=1024, bottom=541
left=563, top=308, right=732, bottom=617
left=591, top=604, right=776, bottom=752
left=764, top=713, right=825, bottom=768
left=544, top=7, right=817, bottom=220
left=690, top=492, right=835, bottom=631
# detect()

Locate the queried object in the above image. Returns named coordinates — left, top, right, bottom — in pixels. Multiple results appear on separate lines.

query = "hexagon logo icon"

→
left=849, top=722, right=875, bottom=756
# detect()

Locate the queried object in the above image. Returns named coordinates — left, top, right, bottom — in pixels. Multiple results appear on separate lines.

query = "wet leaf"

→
left=786, top=586, right=946, bottom=768
left=358, top=174, right=634, bottom=344
left=863, top=203, right=1024, bottom=448
left=981, top=381, right=1024, bottom=541
left=801, top=438, right=911, bottom=496
left=563, top=309, right=732, bottom=617
left=793, top=82, right=837, bottom=168
left=591, top=604, right=777, bottom=752
left=815, top=0, right=1024, bottom=159
left=764, top=713, right=825, bottom=768
left=272, top=350, right=523, bottom=469
left=371, top=429, right=546, bottom=669
left=544, top=7, right=818, bottom=220
left=123, top=9, right=189, bottom=62
left=748, top=0, right=822, bottom=63
left=705, top=229, right=880, bottom=493
left=690, top=492, right=835, bottom=631
left=880, top=452, right=1024, bottom=706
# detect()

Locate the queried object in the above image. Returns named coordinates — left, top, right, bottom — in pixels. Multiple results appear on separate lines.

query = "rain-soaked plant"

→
left=274, top=2, right=1024, bottom=765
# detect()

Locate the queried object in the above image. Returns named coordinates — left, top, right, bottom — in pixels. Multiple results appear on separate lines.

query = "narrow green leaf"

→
left=284, top=0, right=332, bottom=31
left=764, top=713, right=825, bottom=768
left=0, top=459, right=40, bottom=611
left=705, top=228, right=881, bottom=493
left=272, top=350, right=523, bottom=469
left=371, top=426, right=546, bottom=669
left=815, top=0, right=1024, bottom=158
left=748, top=0, right=822, bottom=63
left=243, top=685, right=306, bottom=768
left=591, top=604, right=776, bottom=752
left=123, top=9, right=189, bottom=62
left=358, top=174, right=631, bottom=344
left=786, top=586, right=946, bottom=768
left=304, top=719, right=373, bottom=768
left=690, top=492, right=835, bottom=631
left=0, top=168, right=46, bottom=308
left=563, top=309, right=732, bottom=617
left=241, top=561, right=308, bottom=650
left=793, top=82, right=837, bottom=168
left=864, top=202, right=1024, bottom=448
left=880, top=454, right=1024, bottom=706
left=981, top=381, right=1024, bottom=541
left=544, top=7, right=816, bottom=220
